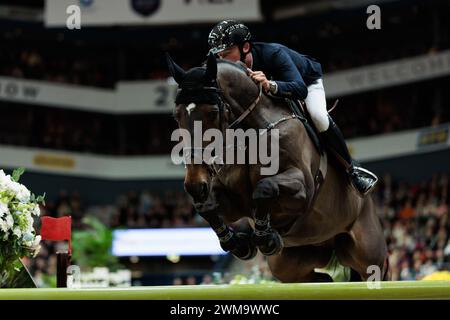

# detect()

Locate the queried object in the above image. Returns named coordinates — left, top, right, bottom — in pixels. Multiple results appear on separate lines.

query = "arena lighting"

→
left=111, top=228, right=227, bottom=257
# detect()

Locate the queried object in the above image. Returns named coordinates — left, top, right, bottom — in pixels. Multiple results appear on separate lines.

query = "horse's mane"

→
left=217, top=59, right=248, bottom=74
left=199, top=58, right=248, bottom=75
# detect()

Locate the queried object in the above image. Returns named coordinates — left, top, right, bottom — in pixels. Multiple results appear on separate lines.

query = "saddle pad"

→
left=286, top=99, right=324, bottom=155
left=286, top=99, right=327, bottom=190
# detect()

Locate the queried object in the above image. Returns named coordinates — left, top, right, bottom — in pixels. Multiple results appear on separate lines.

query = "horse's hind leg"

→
left=252, top=167, right=309, bottom=256
left=335, top=198, right=389, bottom=281
left=267, top=245, right=333, bottom=283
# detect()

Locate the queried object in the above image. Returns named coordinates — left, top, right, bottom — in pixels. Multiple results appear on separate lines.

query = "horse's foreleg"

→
left=252, top=188, right=284, bottom=256
left=252, top=167, right=308, bottom=256
left=195, top=190, right=257, bottom=260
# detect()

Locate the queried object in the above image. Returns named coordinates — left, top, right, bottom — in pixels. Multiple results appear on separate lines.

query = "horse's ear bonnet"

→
left=166, top=53, right=186, bottom=84
left=167, top=53, right=221, bottom=105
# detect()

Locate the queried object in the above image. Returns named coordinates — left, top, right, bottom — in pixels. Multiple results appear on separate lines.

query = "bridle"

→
left=181, top=80, right=262, bottom=176
left=194, top=80, right=263, bottom=130
left=183, top=76, right=299, bottom=178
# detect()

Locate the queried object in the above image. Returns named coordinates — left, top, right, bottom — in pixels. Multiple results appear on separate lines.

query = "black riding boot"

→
left=320, top=116, right=378, bottom=196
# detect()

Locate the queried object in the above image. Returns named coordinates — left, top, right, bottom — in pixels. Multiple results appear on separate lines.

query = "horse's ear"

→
left=205, top=52, right=217, bottom=84
left=166, top=53, right=185, bottom=84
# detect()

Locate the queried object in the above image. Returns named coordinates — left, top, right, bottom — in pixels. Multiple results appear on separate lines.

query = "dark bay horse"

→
left=167, top=53, right=389, bottom=282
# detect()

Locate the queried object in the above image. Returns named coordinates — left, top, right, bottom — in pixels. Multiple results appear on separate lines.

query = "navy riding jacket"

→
left=250, top=42, right=323, bottom=101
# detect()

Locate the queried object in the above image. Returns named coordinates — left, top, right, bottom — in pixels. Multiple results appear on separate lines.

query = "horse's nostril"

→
left=185, top=182, right=209, bottom=203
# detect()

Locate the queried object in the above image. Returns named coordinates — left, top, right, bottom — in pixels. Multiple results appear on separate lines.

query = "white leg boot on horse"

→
left=305, top=79, right=378, bottom=197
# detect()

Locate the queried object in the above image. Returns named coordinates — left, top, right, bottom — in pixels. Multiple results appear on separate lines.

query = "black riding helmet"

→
left=208, top=20, right=251, bottom=62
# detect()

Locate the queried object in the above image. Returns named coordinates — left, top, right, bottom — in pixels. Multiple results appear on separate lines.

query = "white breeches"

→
left=304, top=79, right=329, bottom=132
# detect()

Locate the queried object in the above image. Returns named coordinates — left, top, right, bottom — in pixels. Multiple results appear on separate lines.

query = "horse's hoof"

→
left=231, top=232, right=258, bottom=260
left=253, top=231, right=284, bottom=256
left=220, top=232, right=257, bottom=260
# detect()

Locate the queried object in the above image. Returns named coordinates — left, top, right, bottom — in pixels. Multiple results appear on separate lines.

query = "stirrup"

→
left=351, top=166, right=378, bottom=180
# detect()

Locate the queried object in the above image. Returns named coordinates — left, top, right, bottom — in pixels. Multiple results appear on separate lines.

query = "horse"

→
left=167, top=52, right=389, bottom=282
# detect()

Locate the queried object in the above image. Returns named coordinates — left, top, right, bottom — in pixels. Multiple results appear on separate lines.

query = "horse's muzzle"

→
left=185, top=181, right=209, bottom=204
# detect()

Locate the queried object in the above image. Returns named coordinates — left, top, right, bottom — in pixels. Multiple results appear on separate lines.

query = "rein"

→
left=227, top=83, right=263, bottom=129
left=205, top=80, right=301, bottom=178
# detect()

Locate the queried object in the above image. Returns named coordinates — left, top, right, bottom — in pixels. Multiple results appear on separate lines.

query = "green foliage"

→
left=71, top=216, right=121, bottom=271
left=11, top=167, right=25, bottom=182
left=30, top=192, right=46, bottom=206
left=35, top=193, right=46, bottom=205
left=40, top=274, right=56, bottom=288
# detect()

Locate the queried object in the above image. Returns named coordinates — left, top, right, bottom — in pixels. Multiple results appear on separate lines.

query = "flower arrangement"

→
left=0, top=168, right=44, bottom=287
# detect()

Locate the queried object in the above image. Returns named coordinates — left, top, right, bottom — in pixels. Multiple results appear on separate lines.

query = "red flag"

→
left=40, top=216, right=72, bottom=255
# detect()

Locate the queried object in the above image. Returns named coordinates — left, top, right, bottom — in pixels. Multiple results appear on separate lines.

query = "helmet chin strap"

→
left=238, top=42, right=251, bottom=64
left=239, top=47, right=246, bottom=63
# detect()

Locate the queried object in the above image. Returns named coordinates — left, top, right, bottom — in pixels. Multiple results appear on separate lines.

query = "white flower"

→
left=31, top=235, right=41, bottom=257
left=32, top=243, right=41, bottom=257
left=5, top=179, right=18, bottom=193
left=0, top=172, right=14, bottom=191
left=0, top=177, right=8, bottom=192
left=25, top=215, right=34, bottom=233
left=32, top=205, right=41, bottom=217
left=14, top=183, right=31, bottom=203
left=23, top=232, right=34, bottom=243
left=13, top=227, right=22, bottom=238
left=33, top=235, right=41, bottom=247
left=0, top=170, right=7, bottom=185
left=4, top=213, right=14, bottom=230
left=0, top=219, right=8, bottom=233
left=1, top=177, right=29, bottom=202
left=0, top=201, right=9, bottom=217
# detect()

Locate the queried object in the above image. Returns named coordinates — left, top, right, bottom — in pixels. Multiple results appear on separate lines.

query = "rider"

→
left=207, top=20, right=378, bottom=196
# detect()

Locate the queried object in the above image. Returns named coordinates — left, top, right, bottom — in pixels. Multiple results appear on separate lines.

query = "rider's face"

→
left=218, top=43, right=252, bottom=68
left=218, top=45, right=241, bottom=62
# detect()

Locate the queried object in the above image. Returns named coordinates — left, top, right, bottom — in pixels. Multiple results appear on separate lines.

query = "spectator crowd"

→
left=1, top=0, right=449, bottom=154
left=1, top=0, right=447, bottom=88
left=374, top=173, right=450, bottom=280
left=1, top=76, right=449, bottom=155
